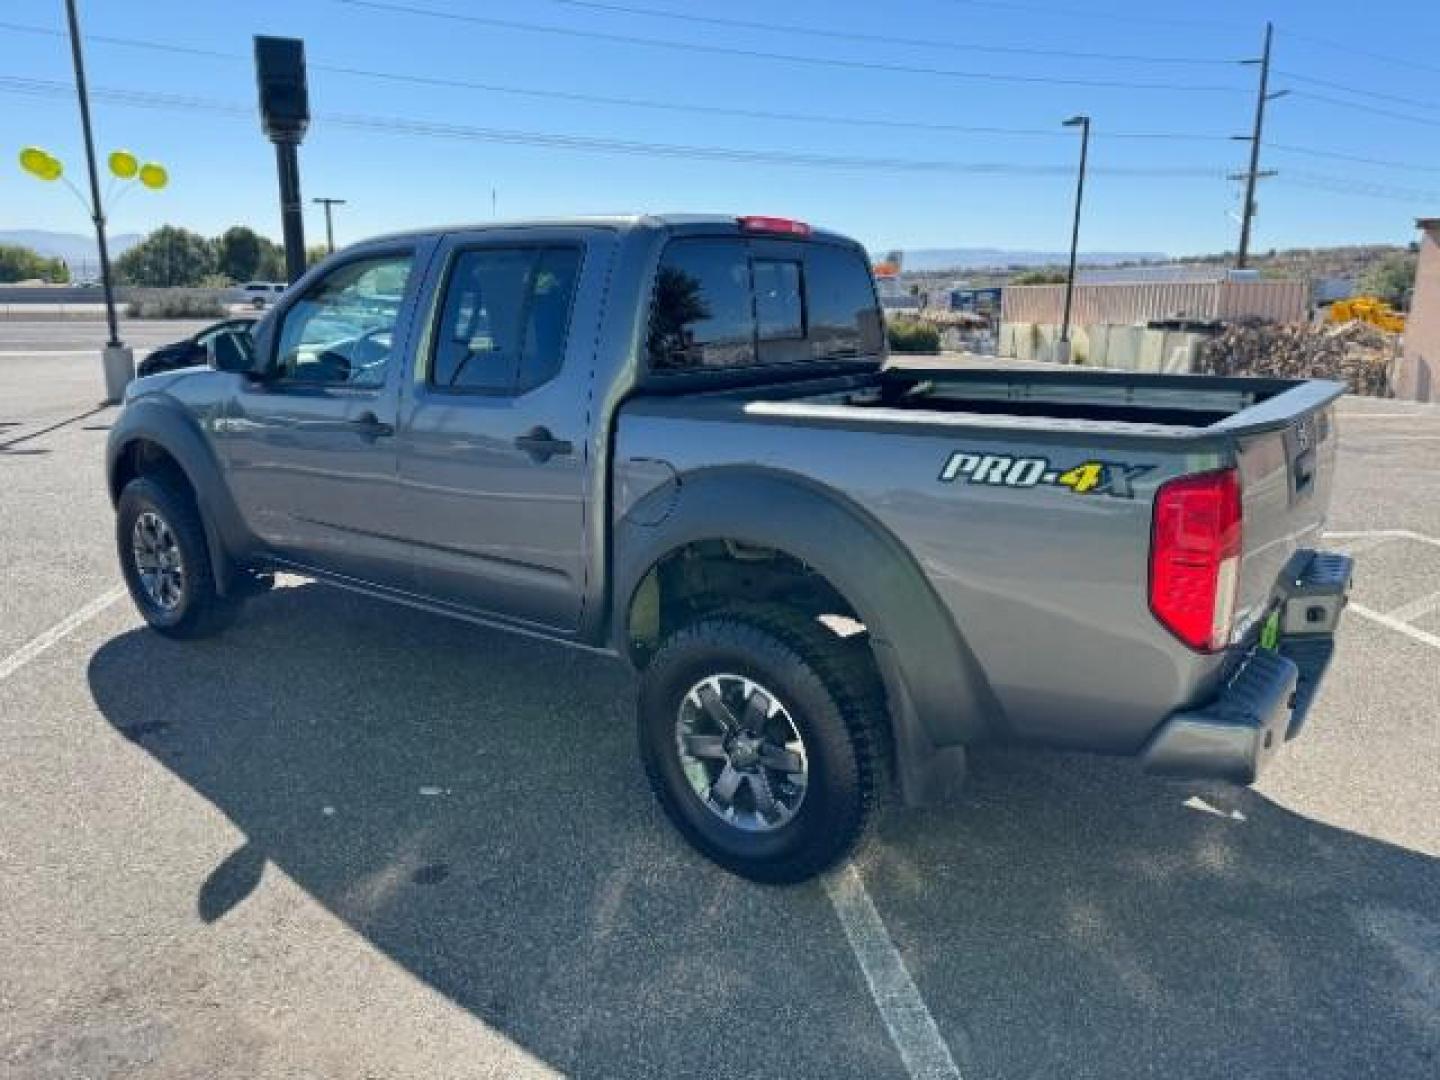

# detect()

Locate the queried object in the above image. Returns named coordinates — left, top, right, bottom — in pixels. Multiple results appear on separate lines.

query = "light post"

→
left=18, top=145, right=167, bottom=401
left=1058, top=114, right=1090, bottom=365
left=18, top=0, right=170, bottom=402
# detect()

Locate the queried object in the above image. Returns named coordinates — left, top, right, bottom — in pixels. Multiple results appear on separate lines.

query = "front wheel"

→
left=117, top=476, right=242, bottom=639
left=637, top=606, right=886, bottom=884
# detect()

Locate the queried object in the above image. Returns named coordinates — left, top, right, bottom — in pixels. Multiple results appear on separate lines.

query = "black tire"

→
left=638, top=605, right=887, bottom=884
left=117, top=475, right=243, bottom=639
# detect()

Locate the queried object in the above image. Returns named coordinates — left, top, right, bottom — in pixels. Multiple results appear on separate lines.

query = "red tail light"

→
left=1149, top=468, right=1243, bottom=652
left=738, top=215, right=811, bottom=237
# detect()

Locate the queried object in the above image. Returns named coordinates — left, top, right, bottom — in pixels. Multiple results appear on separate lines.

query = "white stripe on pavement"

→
left=1337, top=412, right=1440, bottom=420
left=1385, top=589, right=1440, bottom=624
left=0, top=349, right=98, bottom=357
left=1325, top=529, right=1440, bottom=550
left=0, top=586, right=126, bottom=683
left=824, top=863, right=963, bottom=1080
left=1350, top=603, right=1440, bottom=652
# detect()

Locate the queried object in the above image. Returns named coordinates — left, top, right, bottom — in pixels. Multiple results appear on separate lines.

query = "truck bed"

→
left=616, top=365, right=1344, bottom=753
left=741, top=366, right=1344, bottom=442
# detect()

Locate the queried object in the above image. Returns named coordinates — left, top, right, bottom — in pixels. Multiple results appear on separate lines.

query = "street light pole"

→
left=312, top=196, right=346, bottom=253
left=63, top=0, right=132, bottom=400
left=1059, top=114, right=1090, bottom=363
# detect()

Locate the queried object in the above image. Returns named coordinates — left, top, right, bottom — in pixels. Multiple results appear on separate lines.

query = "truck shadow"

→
left=87, top=583, right=1439, bottom=1079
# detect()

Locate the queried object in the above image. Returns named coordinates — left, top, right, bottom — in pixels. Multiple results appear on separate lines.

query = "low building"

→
left=1398, top=219, right=1440, bottom=402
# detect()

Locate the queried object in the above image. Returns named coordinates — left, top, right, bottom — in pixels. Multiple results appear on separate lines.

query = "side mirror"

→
left=207, top=331, right=257, bottom=375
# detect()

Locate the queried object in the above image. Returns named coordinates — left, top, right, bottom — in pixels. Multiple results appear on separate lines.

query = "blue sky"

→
left=3, top=0, right=1438, bottom=257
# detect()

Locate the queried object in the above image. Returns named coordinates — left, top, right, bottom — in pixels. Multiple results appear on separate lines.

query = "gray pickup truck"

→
left=107, top=214, right=1352, bottom=882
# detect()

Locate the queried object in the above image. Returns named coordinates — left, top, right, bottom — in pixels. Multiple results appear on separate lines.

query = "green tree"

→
left=306, top=244, right=329, bottom=268
left=256, top=238, right=287, bottom=281
left=114, top=226, right=216, bottom=286
left=0, top=243, right=69, bottom=283
left=215, top=226, right=263, bottom=283
left=1359, top=251, right=1418, bottom=308
left=1010, top=269, right=1068, bottom=285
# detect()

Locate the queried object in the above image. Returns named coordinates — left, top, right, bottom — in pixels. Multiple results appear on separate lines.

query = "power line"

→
left=928, top=0, right=1250, bottom=31
left=1278, top=26, right=1440, bottom=79
left=0, top=19, right=235, bottom=60
left=1288, top=90, right=1440, bottom=130
left=314, top=62, right=1231, bottom=142
left=1279, top=171, right=1440, bottom=205
left=321, top=0, right=1249, bottom=92
left=0, top=21, right=1236, bottom=141
left=0, top=75, right=1229, bottom=177
left=1265, top=142, right=1440, bottom=177
left=530, top=0, right=1238, bottom=64
left=1274, top=70, right=1440, bottom=114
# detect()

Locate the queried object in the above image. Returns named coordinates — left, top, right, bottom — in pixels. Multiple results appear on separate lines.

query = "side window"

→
left=648, top=239, right=755, bottom=371
left=273, top=253, right=413, bottom=387
left=432, top=246, right=581, bottom=393
left=805, top=245, right=884, bottom=360
left=519, top=247, right=582, bottom=391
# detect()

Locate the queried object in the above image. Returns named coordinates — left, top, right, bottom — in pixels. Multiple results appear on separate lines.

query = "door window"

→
left=432, top=246, right=582, bottom=393
left=273, top=253, right=414, bottom=387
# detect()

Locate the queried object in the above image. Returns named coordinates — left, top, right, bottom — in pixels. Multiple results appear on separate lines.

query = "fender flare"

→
left=612, top=467, right=1002, bottom=803
left=107, top=399, right=254, bottom=593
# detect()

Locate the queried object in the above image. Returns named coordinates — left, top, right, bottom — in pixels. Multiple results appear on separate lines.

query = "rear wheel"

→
left=637, top=605, right=886, bottom=883
left=117, top=476, right=242, bottom=639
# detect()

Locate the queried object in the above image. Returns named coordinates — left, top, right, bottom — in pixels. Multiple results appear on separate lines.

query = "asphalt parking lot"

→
left=2, top=322, right=1437, bottom=1079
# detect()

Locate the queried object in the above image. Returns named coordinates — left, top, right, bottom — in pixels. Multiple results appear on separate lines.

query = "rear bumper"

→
left=1142, top=550, right=1351, bottom=784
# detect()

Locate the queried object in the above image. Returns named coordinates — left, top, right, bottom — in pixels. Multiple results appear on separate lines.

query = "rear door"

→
left=396, top=227, right=613, bottom=632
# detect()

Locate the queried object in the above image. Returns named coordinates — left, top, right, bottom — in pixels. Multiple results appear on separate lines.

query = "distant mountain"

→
left=0, top=229, right=143, bottom=270
left=891, top=248, right=1168, bottom=272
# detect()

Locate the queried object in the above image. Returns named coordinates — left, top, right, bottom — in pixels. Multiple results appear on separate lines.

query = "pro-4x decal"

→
left=938, top=451, right=1152, bottom=499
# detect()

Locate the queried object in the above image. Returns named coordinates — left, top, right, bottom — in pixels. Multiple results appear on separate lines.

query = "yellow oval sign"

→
left=108, top=149, right=139, bottom=179
left=19, top=146, right=59, bottom=181
left=138, top=162, right=168, bottom=190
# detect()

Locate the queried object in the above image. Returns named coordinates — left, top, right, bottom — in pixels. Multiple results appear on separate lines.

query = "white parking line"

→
left=1350, top=603, right=1440, bottom=651
left=1385, top=589, right=1440, bottom=624
left=1325, top=530, right=1440, bottom=551
left=1337, top=412, right=1440, bottom=420
left=1345, top=435, right=1440, bottom=443
left=824, top=864, right=963, bottom=1080
left=0, top=586, right=126, bottom=682
left=0, top=349, right=97, bottom=357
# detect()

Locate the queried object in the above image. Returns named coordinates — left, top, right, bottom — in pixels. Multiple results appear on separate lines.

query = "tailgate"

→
left=1222, top=381, right=1344, bottom=641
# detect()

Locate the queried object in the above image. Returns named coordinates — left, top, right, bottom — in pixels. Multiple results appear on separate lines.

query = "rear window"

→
left=647, top=237, right=880, bottom=373
left=648, top=240, right=755, bottom=371
left=805, top=244, right=884, bottom=361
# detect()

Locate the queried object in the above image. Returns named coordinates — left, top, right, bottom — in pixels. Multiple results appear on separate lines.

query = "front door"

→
left=222, top=245, right=429, bottom=589
left=397, top=228, right=612, bottom=632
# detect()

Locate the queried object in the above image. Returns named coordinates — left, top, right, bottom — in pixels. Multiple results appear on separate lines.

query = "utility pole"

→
left=1058, top=114, right=1090, bottom=363
left=64, top=0, right=132, bottom=401
left=312, top=196, right=346, bottom=253
left=1233, top=22, right=1287, bottom=269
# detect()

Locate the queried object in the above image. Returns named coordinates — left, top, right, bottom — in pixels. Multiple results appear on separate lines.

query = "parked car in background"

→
left=228, top=281, right=287, bottom=309
left=136, top=317, right=257, bottom=377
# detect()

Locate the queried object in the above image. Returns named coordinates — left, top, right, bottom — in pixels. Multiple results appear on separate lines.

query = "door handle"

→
left=352, top=411, right=394, bottom=438
left=514, top=426, right=573, bottom=463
